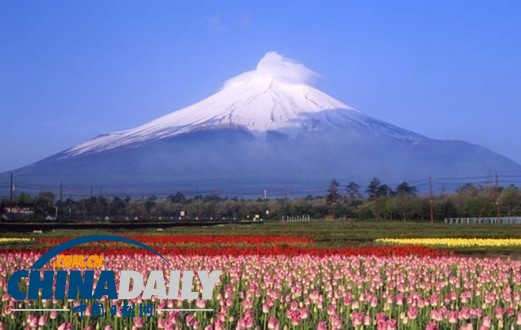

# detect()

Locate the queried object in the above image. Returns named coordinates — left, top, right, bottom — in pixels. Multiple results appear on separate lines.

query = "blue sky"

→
left=1, top=1, right=520, bottom=172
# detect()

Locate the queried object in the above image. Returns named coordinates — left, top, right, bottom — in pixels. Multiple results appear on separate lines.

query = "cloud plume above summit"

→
left=224, top=52, right=320, bottom=88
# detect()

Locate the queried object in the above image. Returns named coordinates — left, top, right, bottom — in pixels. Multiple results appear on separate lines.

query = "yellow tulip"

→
left=0, top=237, right=32, bottom=244
left=375, top=238, right=521, bottom=247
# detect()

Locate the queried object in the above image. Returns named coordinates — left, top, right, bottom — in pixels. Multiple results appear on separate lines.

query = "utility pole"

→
left=98, top=188, right=102, bottom=220
left=9, top=173, right=14, bottom=207
left=429, top=177, right=434, bottom=222
left=196, top=186, right=200, bottom=219
left=495, top=172, right=500, bottom=219
left=56, top=182, right=63, bottom=222
left=264, top=189, right=269, bottom=220
left=68, top=186, right=72, bottom=215
left=478, top=173, right=498, bottom=220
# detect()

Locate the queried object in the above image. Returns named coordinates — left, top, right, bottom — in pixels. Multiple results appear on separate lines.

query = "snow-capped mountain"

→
left=64, top=52, right=422, bottom=157
left=4, top=52, right=521, bottom=195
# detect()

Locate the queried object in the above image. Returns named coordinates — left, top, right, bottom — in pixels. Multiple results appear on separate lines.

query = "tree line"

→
left=1, top=178, right=521, bottom=221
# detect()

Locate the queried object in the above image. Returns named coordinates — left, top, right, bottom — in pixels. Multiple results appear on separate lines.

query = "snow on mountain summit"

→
left=65, top=52, right=423, bottom=157
left=224, top=51, right=320, bottom=87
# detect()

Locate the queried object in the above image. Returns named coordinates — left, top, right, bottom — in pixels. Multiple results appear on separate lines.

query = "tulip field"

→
left=2, top=221, right=521, bottom=329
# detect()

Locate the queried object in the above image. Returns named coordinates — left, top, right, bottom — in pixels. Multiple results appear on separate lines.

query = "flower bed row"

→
left=376, top=238, right=521, bottom=247
left=1, top=253, right=520, bottom=329
left=0, top=244, right=449, bottom=258
left=0, top=238, right=32, bottom=244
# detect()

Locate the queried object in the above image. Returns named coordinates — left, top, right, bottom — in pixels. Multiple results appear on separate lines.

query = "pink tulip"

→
left=377, top=320, right=387, bottom=330
left=376, top=312, right=387, bottom=323
left=300, top=307, right=309, bottom=320
left=316, top=321, right=327, bottom=330
left=482, top=316, right=492, bottom=328
left=268, top=316, right=278, bottom=329
left=370, top=296, right=378, bottom=307
left=133, top=317, right=143, bottom=329
left=448, top=311, right=459, bottom=324
left=386, top=318, right=397, bottom=330
left=425, top=322, right=438, bottom=330
left=38, top=316, right=46, bottom=327
left=26, top=314, right=37, bottom=328
left=459, top=307, right=470, bottom=320
left=494, top=306, right=503, bottom=319
left=407, top=306, right=418, bottom=320
left=460, top=323, right=473, bottom=330
left=57, top=323, right=73, bottom=330
left=351, top=312, right=363, bottom=327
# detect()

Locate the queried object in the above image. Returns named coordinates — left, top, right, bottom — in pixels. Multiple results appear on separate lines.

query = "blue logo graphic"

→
left=31, top=235, right=171, bottom=269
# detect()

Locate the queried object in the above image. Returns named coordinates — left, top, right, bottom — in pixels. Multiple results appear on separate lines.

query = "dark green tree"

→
left=34, top=191, right=56, bottom=217
left=366, top=177, right=382, bottom=199
left=345, top=182, right=362, bottom=201
left=326, top=179, right=341, bottom=219
left=17, top=192, right=33, bottom=204
left=145, top=195, right=157, bottom=215
left=376, top=184, right=394, bottom=198
left=110, top=197, right=127, bottom=216
left=169, top=192, right=186, bottom=203
left=396, top=182, right=417, bottom=196
left=326, top=179, right=341, bottom=203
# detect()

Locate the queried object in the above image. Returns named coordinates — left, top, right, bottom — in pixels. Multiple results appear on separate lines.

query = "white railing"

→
left=444, top=217, right=521, bottom=224
left=281, top=215, right=311, bottom=222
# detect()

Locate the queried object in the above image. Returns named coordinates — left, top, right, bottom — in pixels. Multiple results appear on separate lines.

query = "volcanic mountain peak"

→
left=66, top=52, right=368, bottom=157
left=8, top=52, right=521, bottom=195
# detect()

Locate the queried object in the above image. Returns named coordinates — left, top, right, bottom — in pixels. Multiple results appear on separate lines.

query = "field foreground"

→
left=1, top=221, right=521, bottom=329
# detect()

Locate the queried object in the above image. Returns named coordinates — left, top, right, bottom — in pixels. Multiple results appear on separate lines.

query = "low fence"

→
left=281, top=215, right=311, bottom=222
left=444, top=217, right=521, bottom=224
